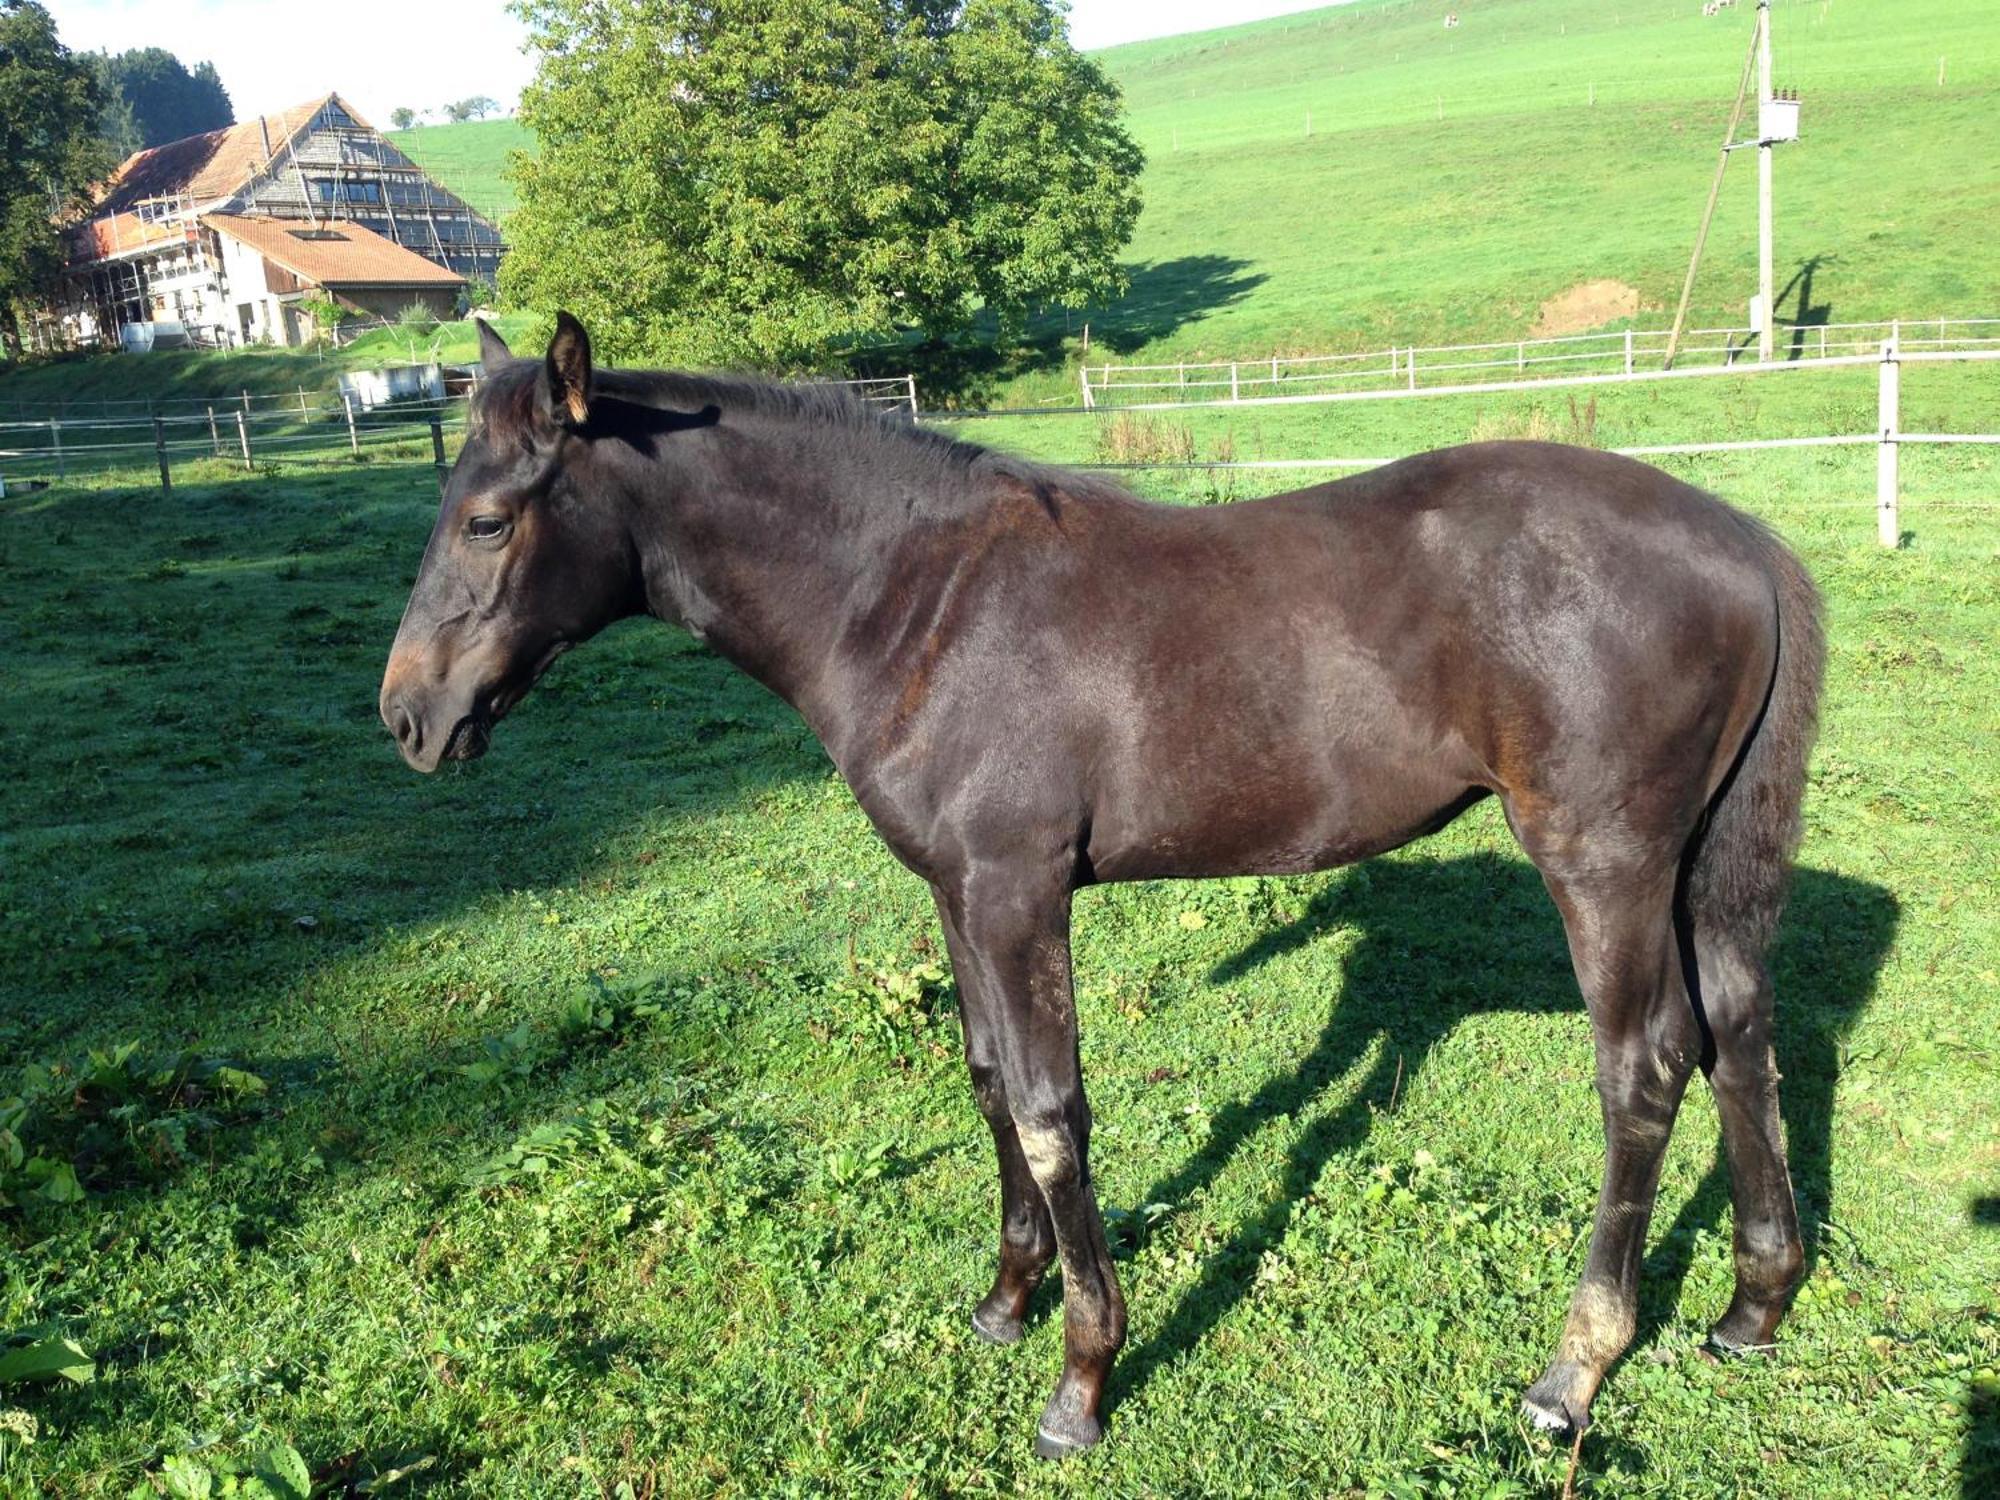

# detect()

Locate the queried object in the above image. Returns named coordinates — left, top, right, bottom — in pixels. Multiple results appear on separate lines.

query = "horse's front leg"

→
left=932, top=886, right=1057, bottom=1344
left=937, top=864, right=1126, bottom=1459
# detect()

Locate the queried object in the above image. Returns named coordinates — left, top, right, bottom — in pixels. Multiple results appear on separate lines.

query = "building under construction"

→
left=51, top=94, right=506, bottom=350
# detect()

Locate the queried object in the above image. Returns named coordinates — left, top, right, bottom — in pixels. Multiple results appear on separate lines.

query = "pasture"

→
left=3, top=0, right=1997, bottom=1494
left=372, top=0, right=2000, bottom=411
left=1, top=423, right=1995, bottom=1494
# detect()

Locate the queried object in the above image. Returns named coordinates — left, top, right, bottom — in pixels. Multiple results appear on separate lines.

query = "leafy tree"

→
left=390, top=106, right=417, bottom=131
left=503, top=0, right=1144, bottom=370
left=443, top=96, right=500, bottom=124
left=93, top=47, right=232, bottom=156
left=0, top=2, right=109, bottom=360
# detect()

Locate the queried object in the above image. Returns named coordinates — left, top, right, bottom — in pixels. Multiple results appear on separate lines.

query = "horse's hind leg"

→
left=1518, top=840, right=1702, bottom=1436
left=933, top=888, right=1058, bottom=1345
left=1686, top=922, right=1804, bottom=1353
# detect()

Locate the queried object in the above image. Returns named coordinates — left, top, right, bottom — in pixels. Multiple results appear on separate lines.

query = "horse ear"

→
left=475, top=314, right=513, bottom=366
left=542, top=310, right=593, bottom=429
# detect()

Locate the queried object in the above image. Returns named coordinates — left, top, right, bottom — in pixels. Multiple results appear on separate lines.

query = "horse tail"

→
left=1684, top=518, right=1826, bottom=959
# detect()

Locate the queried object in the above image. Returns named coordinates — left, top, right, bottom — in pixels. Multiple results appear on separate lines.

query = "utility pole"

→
left=1757, top=0, right=1775, bottom=362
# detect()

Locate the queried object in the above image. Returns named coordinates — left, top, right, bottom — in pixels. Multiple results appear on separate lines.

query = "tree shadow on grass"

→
left=857, top=255, right=1266, bottom=407
left=1106, top=854, right=1896, bottom=1434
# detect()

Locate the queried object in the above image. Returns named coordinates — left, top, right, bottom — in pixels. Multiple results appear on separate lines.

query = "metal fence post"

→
left=430, top=416, right=448, bottom=496
left=343, top=394, right=359, bottom=454
left=153, top=417, right=172, bottom=493
left=236, top=408, right=253, bottom=470
left=1877, top=338, right=1900, bottom=547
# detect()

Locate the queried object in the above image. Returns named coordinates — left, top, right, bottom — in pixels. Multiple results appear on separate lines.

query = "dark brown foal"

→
left=381, top=315, right=1823, bottom=1457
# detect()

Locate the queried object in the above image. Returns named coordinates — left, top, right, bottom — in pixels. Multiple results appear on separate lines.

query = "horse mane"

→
left=473, top=360, right=1140, bottom=515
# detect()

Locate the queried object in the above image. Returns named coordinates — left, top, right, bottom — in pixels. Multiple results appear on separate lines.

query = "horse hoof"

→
left=970, top=1303, right=1023, bottom=1345
left=1033, top=1413, right=1103, bottom=1460
left=1704, top=1326, right=1776, bottom=1359
left=1521, top=1377, right=1590, bottom=1439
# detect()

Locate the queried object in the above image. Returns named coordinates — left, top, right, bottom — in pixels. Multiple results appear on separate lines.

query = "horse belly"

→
left=1084, top=698, right=1485, bottom=884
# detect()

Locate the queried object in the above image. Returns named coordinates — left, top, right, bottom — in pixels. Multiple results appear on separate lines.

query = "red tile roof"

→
left=94, top=96, right=341, bottom=217
left=204, top=215, right=464, bottom=289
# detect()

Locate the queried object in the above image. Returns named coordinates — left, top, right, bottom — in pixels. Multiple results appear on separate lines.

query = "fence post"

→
left=1406, top=347, right=1417, bottom=390
left=343, top=394, right=359, bottom=454
left=153, top=416, right=172, bottom=494
left=297, top=387, right=309, bottom=417
left=206, top=405, right=221, bottom=457
left=1271, top=355, right=1279, bottom=386
left=235, top=408, right=253, bottom=470
left=1623, top=328, right=1634, bottom=376
left=49, top=420, right=64, bottom=479
left=905, top=373, right=918, bottom=417
left=1079, top=364, right=1095, bottom=410
left=1876, top=338, right=1900, bottom=548
left=430, top=416, right=448, bottom=496
left=1230, top=363, right=1240, bottom=402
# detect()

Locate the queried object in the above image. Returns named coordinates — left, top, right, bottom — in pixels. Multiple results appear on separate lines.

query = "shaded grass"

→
left=1, top=426, right=1995, bottom=1494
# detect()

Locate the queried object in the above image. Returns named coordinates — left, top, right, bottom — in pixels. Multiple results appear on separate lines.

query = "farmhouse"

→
left=48, top=94, right=504, bottom=350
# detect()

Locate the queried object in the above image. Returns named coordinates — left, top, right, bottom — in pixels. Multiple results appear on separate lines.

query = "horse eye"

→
left=467, top=515, right=511, bottom=543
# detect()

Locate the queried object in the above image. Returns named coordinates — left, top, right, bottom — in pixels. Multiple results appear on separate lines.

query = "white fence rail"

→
left=1065, top=343, right=1998, bottom=548
left=1080, top=317, right=2000, bottom=408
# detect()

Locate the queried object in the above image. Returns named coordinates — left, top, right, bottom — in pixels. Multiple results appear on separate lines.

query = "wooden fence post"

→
left=905, top=373, right=918, bottom=417
left=206, top=405, right=221, bottom=457
left=1230, top=363, right=1240, bottom=402
left=153, top=417, right=172, bottom=493
left=430, top=416, right=448, bottom=495
left=1624, top=328, right=1635, bottom=375
left=49, top=419, right=64, bottom=479
left=1876, top=338, right=1900, bottom=548
left=1079, top=364, right=1095, bottom=410
left=297, top=387, right=310, bottom=417
left=236, top=408, right=253, bottom=470
left=343, top=394, right=359, bottom=454
left=1406, top=347, right=1417, bottom=390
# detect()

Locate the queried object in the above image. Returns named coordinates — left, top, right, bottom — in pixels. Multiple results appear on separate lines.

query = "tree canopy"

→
left=503, top=0, right=1144, bottom=369
left=94, top=46, right=233, bottom=157
left=0, top=2, right=109, bottom=359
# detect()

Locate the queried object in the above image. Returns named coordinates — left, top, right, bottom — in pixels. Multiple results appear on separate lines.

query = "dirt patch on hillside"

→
left=1530, top=280, right=1642, bottom=337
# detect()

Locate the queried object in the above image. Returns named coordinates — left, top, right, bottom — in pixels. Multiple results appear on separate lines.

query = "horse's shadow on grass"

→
left=1104, top=853, right=1897, bottom=1421
left=1969, top=1196, right=2000, bottom=1498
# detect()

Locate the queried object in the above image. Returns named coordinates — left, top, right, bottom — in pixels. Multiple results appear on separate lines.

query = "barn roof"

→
left=204, top=215, right=466, bottom=290
left=93, top=95, right=355, bottom=216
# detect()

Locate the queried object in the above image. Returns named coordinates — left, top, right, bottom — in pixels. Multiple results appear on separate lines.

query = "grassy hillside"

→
left=387, top=117, right=529, bottom=222
left=7, top=1, right=1994, bottom=415
left=1087, top=0, right=2000, bottom=361
left=374, top=0, right=2000, bottom=376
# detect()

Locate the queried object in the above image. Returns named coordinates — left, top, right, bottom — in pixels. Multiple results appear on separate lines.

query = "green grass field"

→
left=387, top=119, right=530, bottom=224
left=1, top=421, right=1995, bottom=1494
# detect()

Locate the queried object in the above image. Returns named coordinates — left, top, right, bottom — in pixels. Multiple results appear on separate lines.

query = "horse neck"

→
left=631, top=409, right=924, bottom=729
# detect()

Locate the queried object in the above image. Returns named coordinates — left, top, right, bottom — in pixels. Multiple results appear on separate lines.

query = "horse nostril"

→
left=386, top=699, right=418, bottom=750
